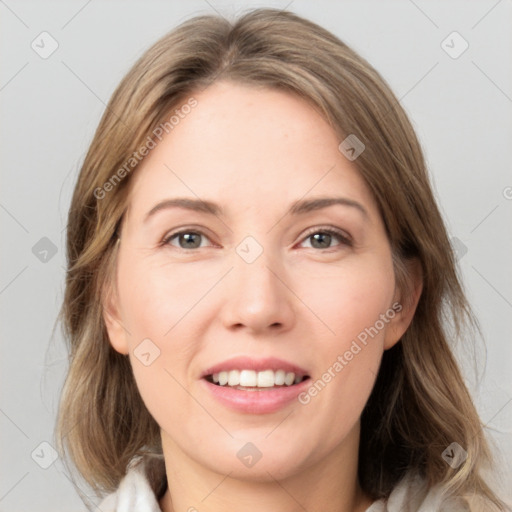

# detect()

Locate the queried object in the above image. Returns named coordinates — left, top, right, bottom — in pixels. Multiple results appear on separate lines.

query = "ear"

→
left=102, top=279, right=130, bottom=355
left=383, top=257, right=423, bottom=350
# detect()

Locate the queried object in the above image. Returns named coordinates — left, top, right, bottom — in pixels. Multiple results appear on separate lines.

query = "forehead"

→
left=124, top=80, right=376, bottom=222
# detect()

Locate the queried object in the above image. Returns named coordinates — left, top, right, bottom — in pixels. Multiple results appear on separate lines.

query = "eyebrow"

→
left=144, top=196, right=368, bottom=223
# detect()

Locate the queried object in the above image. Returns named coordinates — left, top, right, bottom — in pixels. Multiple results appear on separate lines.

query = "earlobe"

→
left=102, top=282, right=130, bottom=355
left=383, top=258, right=423, bottom=350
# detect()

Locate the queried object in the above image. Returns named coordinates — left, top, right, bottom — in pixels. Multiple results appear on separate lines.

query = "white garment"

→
left=97, top=454, right=469, bottom=512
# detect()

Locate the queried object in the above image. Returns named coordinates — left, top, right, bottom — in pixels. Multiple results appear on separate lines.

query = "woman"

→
left=55, top=8, right=509, bottom=512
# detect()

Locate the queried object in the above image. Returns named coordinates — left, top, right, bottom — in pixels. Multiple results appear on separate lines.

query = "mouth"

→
left=203, top=369, right=311, bottom=391
left=200, top=358, right=312, bottom=413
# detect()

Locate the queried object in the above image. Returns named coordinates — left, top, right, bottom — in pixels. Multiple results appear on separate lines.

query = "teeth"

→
left=284, top=372, right=295, bottom=386
left=274, top=369, right=285, bottom=385
left=228, top=370, right=240, bottom=386
left=209, top=369, right=306, bottom=388
left=241, top=369, right=258, bottom=387
left=257, top=369, right=274, bottom=387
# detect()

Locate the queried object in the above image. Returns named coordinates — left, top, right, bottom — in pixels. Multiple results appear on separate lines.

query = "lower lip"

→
left=201, top=377, right=311, bottom=414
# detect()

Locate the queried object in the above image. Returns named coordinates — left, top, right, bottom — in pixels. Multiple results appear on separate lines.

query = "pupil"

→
left=181, top=233, right=200, bottom=249
left=311, top=233, right=330, bottom=249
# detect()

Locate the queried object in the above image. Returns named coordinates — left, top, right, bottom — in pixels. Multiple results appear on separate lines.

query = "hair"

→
left=55, top=7, right=508, bottom=511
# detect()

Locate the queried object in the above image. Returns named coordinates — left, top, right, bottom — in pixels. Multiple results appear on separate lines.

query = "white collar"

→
left=97, top=454, right=468, bottom=512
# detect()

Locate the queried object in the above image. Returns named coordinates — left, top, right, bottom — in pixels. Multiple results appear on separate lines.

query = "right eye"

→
left=161, top=229, right=214, bottom=250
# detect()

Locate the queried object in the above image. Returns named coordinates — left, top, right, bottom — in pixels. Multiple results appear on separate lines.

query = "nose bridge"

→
left=236, top=243, right=277, bottom=296
left=221, top=236, right=294, bottom=332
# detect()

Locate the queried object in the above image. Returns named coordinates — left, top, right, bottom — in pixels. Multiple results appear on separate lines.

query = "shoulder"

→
left=97, top=453, right=166, bottom=512
left=365, top=472, right=471, bottom=512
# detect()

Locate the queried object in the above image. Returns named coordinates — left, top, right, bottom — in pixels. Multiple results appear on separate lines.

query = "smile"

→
left=205, top=369, right=309, bottom=388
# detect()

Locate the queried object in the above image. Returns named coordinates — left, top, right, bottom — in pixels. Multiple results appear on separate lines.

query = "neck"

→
left=158, top=422, right=373, bottom=512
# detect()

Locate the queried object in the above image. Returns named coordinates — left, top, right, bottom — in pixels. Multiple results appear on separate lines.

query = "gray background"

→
left=1, top=0, right=511, bottom=510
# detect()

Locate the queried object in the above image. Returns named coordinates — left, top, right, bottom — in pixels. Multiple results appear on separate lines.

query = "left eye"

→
left=163, top=231, right=212, bottom=250
left=299, top=228, right=352, bottom=249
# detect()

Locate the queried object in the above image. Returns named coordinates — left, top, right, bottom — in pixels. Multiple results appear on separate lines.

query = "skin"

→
left=104, top=80, right=422, bottom=512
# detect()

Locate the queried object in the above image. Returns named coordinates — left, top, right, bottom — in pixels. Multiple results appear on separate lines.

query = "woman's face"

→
left=104, top=80, right=416, bottom=481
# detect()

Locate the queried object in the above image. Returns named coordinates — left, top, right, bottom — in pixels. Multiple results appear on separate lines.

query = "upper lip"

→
left=200, top=356, right=309, bottom=379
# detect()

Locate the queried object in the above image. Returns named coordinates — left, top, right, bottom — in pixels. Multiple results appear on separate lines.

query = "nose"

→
left=219, top=247, right=296, bottom=335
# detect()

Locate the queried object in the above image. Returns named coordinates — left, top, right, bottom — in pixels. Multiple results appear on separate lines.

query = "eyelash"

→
left=161, top=226, right=353, bottom=251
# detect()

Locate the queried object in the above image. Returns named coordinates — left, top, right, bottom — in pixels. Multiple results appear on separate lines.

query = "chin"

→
left=193, top=436, right=316, bottom=482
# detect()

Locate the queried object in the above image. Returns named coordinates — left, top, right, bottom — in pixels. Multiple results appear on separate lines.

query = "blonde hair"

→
left=55, top=8, right=507, bottom=510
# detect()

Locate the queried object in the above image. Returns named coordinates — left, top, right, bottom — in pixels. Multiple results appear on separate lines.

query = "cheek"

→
left=298, top=255, right=396, bottom=344
left=116, top=254, right=220, bottom=428
left=295, top=256, right=395, bottom=416
left=117, top=253, right=215, bottom=342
